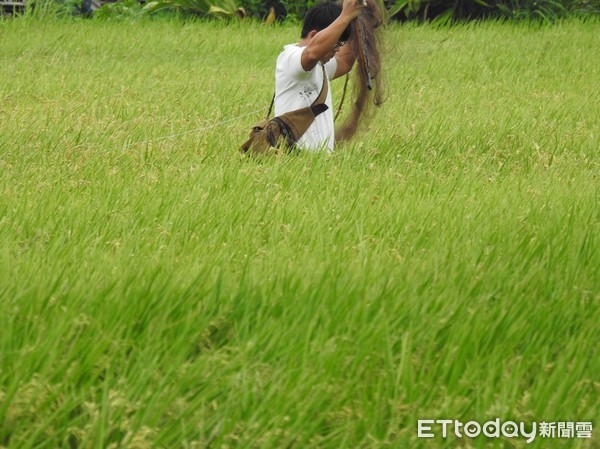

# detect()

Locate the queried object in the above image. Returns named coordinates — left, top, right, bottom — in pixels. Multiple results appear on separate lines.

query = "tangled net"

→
left=336, top=0, right=386, bottom=142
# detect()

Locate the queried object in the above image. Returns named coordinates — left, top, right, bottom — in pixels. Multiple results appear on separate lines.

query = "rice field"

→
left=0, top=16, right=599, bottom=448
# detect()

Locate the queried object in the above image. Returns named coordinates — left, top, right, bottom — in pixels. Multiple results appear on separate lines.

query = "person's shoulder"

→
left=279, top=44, right=303, bottom=58
left=284, top=43, right=302, bottom=51
left=277, top=44, right=308, bottom=77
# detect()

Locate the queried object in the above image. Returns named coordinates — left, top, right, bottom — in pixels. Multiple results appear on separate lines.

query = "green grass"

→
left=0, top=17, right=599, bottom=449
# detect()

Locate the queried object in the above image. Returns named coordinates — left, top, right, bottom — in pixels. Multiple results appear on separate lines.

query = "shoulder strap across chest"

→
left=266, top=64, right=328, bottom=118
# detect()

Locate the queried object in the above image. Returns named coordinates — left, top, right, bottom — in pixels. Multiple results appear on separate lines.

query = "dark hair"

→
left=301, top=2, right=351, bottom=41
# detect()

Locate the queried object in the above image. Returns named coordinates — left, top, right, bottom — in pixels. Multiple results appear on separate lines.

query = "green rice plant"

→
left=0, top=17, right=599, bottom=449
left=16, top=0, right=73, bottom=17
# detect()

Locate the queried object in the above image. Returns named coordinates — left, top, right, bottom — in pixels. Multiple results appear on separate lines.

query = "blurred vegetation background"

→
left=2, top=0, right=599, bottom=23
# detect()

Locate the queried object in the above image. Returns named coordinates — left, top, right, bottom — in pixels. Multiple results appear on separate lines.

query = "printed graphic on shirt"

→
left=299, top=86, right=316, bottom=104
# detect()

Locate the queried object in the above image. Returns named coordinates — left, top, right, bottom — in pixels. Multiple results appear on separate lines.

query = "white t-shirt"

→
left=274, top=44, right=337, bottom=152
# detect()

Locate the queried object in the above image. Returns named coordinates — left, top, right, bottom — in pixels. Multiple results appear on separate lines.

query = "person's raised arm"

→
left=332, top=41, right=357, bottom=79
left=300, top=0, right=365, bottom=72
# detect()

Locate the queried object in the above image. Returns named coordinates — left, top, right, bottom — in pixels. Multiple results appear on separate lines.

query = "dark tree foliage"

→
left=240, top=0, right=599, bottom=22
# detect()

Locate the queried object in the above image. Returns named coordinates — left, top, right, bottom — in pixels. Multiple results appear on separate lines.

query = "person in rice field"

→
left=274, top=0, right=367, bottom=152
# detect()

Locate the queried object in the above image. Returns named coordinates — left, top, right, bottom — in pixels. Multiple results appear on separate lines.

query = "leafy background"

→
left=5, top=0, right=600, bottom=22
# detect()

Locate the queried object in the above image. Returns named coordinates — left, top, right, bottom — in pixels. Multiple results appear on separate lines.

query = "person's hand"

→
left=341, top=0, right=367, bottom=21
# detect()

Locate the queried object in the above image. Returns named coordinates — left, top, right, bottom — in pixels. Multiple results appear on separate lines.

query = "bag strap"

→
left=334, top=73, right=349, bottom=121
left=266, top=64, right=328, bottom=119
left=266, top=93, right=275, bottom=119
left=311, top=64, right=328, bottom=107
